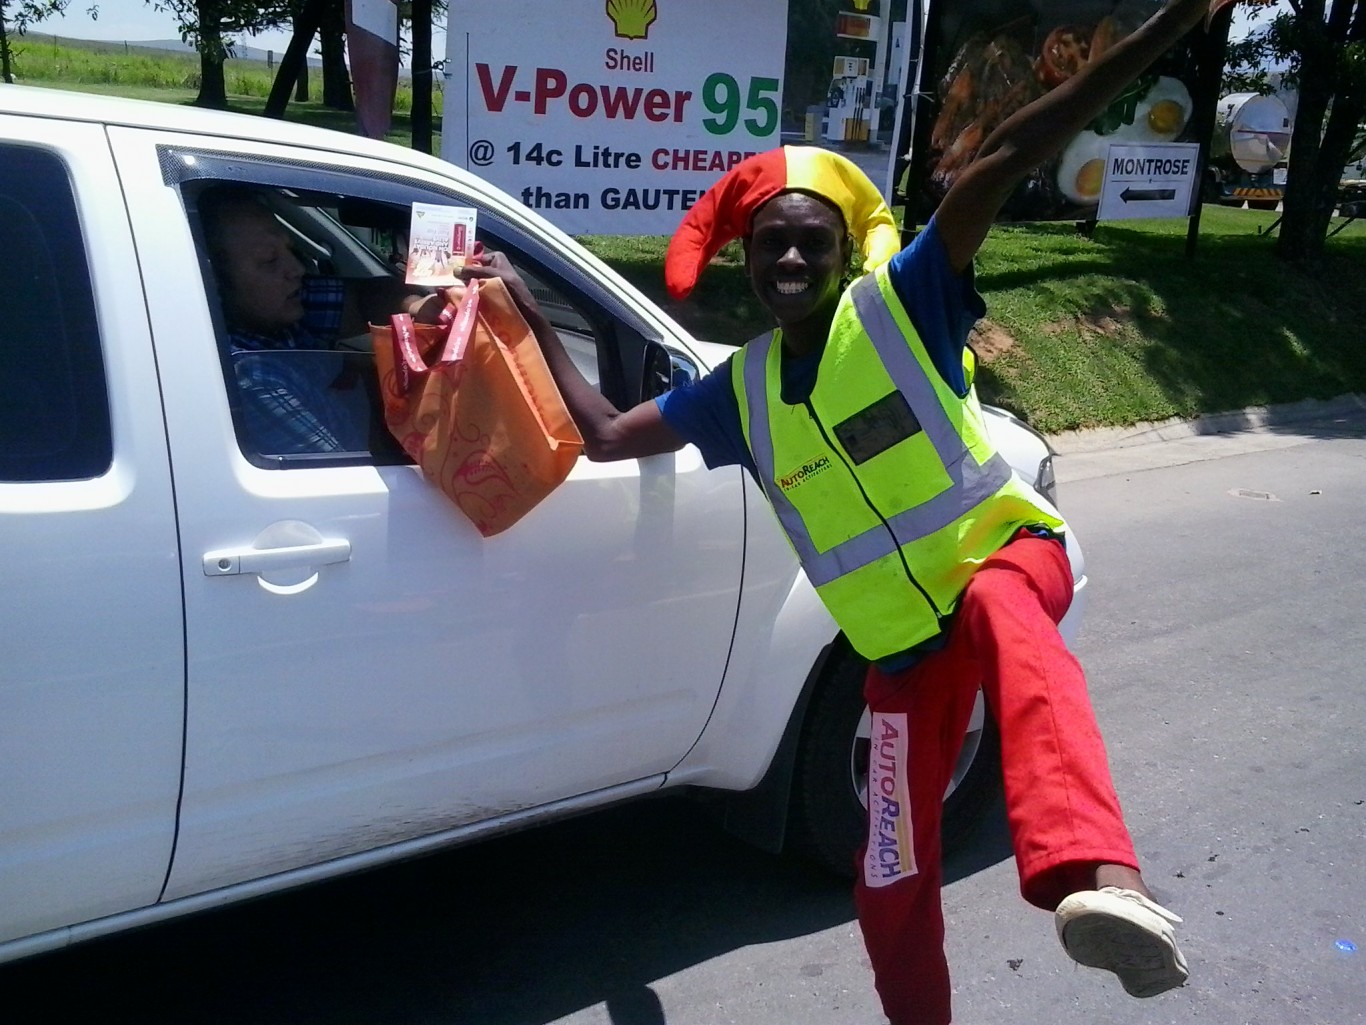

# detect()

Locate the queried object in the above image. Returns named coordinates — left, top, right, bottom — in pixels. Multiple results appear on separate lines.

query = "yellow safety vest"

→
left=733, top=265, right=1065, bottom=661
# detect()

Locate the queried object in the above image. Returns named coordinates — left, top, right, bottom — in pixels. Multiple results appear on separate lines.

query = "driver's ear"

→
left=741, top=235, right=753, bottom=272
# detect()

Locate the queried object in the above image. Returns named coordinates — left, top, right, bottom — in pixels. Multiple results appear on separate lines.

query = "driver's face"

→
left=217, top=207, right=307, bottom=336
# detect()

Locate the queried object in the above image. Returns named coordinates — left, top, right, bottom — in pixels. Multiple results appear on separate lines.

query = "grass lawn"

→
left=10, top=40, right=1366, bottom=433
left=585, top=208, right=1366, bottom=433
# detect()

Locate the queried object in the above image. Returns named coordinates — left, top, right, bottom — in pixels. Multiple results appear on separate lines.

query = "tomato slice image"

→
left=1037, top=25, right=1090, bottom=88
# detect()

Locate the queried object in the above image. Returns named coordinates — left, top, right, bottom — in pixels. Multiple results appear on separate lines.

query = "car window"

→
left=0, top=145, right=111, bottom=482
left=329, top=206, right=601, bottom=385
left=181, top=169, right=628, bottom=470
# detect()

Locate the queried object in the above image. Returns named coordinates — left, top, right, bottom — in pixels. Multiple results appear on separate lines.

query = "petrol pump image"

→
left=826, top=53, right=874, bottom=143
left=821, top=1, right=905, bottom=147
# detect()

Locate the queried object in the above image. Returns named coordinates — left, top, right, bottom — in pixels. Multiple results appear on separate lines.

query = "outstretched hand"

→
left=459, top=250, right=535, bottom=309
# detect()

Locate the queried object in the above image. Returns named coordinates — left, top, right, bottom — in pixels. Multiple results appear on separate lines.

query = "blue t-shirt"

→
left=229, top=276, right=368, bottom=455
left=656, top=216, right=985, bottom=476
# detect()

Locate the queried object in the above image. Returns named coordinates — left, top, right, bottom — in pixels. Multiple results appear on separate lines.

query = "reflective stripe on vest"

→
left=740, top=274, right=1013, bottom=588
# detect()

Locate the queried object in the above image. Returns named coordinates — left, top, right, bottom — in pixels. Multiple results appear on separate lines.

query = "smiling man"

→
left=459, top=2, right=1236, bottom=1020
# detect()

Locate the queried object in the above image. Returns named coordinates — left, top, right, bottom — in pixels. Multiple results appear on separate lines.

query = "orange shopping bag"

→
left=372, top=278, right=584, bottom=537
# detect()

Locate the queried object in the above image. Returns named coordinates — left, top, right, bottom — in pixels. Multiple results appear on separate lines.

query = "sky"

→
left=38, top=2, right=447, bottom=65
left=44, top=4, right=298, bottom=55
left=38, top=0, right=1282, bottom=58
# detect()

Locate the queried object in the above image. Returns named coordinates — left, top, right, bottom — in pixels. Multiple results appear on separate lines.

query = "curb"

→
left=1046, top=394, right=1366, bottom=455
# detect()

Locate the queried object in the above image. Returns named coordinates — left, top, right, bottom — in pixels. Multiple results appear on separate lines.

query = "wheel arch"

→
left=667, top=551, right=845, bottom=853
left=709, top=634, right=855, bottom=855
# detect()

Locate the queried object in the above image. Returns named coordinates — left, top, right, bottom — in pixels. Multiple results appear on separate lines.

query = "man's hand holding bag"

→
left=372, top=277, right=584, bottom=537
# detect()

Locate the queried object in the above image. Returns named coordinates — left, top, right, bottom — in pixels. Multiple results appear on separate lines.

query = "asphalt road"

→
left=4, top=415, right=1366, bottom=1025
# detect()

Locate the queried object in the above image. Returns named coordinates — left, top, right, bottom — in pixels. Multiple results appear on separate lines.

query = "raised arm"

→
left=935, top=0, right=1221, bottom=274
left=461, top=252, right=686, bottom=462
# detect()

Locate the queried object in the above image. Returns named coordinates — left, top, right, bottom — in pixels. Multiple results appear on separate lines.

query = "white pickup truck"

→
left=0, top=85, right=1085, bottom=964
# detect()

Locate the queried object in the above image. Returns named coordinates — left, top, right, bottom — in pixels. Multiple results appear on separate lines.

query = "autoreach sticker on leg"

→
left=864, top=711, right=917, bottom=888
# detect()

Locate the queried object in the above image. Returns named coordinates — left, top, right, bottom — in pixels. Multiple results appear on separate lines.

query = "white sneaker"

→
left=1055, top=886, right=1189, bottom=997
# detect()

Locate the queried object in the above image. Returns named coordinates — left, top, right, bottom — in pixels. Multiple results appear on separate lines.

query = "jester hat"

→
left=664, top=146, right=900, bottom=300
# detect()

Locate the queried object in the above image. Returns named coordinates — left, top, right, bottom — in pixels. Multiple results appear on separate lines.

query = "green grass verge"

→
left=12, top=44, right=1366, bottom=434
left=7, top=37, right=437, bottom=114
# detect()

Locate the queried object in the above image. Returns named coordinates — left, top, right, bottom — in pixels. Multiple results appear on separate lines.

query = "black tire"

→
left=1247, top=199, right=1280, bottom=211
left=789, top=647, right=1003, bottom=878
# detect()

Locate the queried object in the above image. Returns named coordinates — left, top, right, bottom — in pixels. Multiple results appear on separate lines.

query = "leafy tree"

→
left=1224, top=0, right=1366, bottom=261
left=150, top=0, right=291, bottom=108
left=0, top=1, right=96, bottom=83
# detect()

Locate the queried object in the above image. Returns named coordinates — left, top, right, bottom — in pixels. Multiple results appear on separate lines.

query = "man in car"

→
left=199, top=186, right=442, bottom=456
left=461, top=1, right=1226, bottom=1021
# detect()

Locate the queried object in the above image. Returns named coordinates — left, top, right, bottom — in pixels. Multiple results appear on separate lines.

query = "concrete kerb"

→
left=1044, top=394, right=1366, bottom=483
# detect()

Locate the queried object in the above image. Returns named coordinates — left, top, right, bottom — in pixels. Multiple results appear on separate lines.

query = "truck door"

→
left=107, top=129, right=743, bottom=898
left=0, top=123, right=184, bottom=945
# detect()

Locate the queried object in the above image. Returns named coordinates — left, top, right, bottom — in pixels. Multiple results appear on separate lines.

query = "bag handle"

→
left=388, top=312, right=426, bottom=397
left=439, top=278, right=480, bottom=364
left=387, top=276, right=482, bottom=396
left=435, top=240, right=486, bottom=332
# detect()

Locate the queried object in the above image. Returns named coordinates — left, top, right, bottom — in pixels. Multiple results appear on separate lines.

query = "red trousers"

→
left=854, top=532, right=1139, bottom=1025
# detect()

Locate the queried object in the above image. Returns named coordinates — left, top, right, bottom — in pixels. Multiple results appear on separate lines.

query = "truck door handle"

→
left=202, top=539, right=352, bottom=577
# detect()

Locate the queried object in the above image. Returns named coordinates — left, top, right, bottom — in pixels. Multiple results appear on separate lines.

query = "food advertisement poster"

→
left=443, top=0, right=789, bottom=236
left=911, top=0, right=1201, bottom=223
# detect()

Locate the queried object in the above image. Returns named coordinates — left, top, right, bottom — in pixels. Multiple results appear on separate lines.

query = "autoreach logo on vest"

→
left=776, top=455, right=832, bottom=493
left=864, top=711, right=917, bottom=888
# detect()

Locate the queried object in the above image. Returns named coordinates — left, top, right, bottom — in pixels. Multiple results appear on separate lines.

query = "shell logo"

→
left=606, top=0, right=658, bottom=40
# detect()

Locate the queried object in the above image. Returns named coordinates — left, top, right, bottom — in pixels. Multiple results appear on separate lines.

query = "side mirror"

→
left=640, top=341, right=674, bottom=400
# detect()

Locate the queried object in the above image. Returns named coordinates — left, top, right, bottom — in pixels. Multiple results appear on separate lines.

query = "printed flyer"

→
left=404, top=203, right=478, bottom=287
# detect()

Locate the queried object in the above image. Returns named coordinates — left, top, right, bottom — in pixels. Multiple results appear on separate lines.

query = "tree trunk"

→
left=1185, top=7, right=1236, bottom=258
left=195, top=38, right=229, bottom=108
left=293, top=7, right=311, bottom=103
left=266, top=0, right=327, bottom=118
left=1276, top=15, right=1336, bottom=262
left=0, top=10, right=13, bottom=86
left=320, top=0, right=353, bottom=111
left=411, top=0, right=433, bottom=153
left=191, top=0, right=229, bottom=109
left=1319, top=90, right=1366, bottom=207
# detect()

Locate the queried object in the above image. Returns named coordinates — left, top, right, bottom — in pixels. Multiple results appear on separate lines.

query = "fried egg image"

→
left=1130, top=76, right=1192, bottom=142
left=1056, top=130, right=1112, bottom=205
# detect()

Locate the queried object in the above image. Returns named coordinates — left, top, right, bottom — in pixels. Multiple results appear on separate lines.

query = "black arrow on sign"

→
left=1120, top=187, right=1177, bottom=202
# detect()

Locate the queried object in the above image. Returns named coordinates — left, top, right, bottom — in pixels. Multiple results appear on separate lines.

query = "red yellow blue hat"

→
left=664, top=145, right=900, bottom=300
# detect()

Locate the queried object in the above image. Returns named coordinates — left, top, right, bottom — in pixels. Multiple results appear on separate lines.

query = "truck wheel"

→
left=789, top=648, right=1003, bottom=878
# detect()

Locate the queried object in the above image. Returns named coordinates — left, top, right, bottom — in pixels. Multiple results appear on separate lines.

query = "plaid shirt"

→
left=228, top=277, right=367, bottom=455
